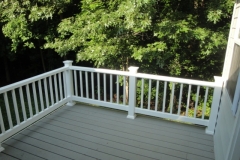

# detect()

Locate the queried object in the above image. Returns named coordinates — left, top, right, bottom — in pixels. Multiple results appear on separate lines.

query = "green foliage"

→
left=1, top=0, right=80, bottom=60
left=0, top=0, right=234, bottom=81
left=44, top=0, right=233, bottom=80
left=0, top=0, right=80, bottom=82
left=136, top=80, right=157, bottom=106
left=0, top=0, right=234, bottom=79
left=188, top=89, right=214, bottom=118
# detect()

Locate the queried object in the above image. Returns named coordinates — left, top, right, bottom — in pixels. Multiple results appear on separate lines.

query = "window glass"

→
left=226, top=44, right=240, bottom=102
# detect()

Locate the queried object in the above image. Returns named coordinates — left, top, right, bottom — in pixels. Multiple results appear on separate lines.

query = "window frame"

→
left=230, top=8, right=240, bottom=116
left=232, top=71, right=240, bottom=115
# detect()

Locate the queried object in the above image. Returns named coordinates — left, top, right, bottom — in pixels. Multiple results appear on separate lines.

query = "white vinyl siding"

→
left=214, top=1, right=240, bottom=160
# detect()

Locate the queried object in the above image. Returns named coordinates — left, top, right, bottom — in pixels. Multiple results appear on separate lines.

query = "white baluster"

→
left=44, top=78, right=49, bottom=108
left=74, top=70, right=78, bottom=96
left=98, top=73, right=100, bottom=101
left=104, top=73, right=106, bottom=102
left=12, top=89, right=20, bottom=124
left=58, top=73, right=63, bottom=100
left=0, top=106, right=5, bottom=133
left=91, top=72, right=94, bottom=99
left=40, top=79, right=45, bottom=110
left=110, top=75, right=113, bottom=103
left=80, top=71, right=83, bottom=97
left=147, top=79, right=152, bottom=110
left=54, top=74, right=59, bottom=102
left=194, top=86, right=200, bottom=118
left=117, top=75, right=119, bottom=104
left=123, top=76, right=126, bottom=105
left=26, top=85, right=33, bottom=117
left=85, top=71, right=89, bottom=99
left=202, top=87, right=209, bottom=119
left=162, top=81, right=167, bottom=112
left=49, top=76, right=54, bottom=105
left=170, top=82, right=175, bottom=114
left=185, top=84, right=192, bottom=116
left=155, top=81, right=159, bottom=111
left=177, top=84, right=183, bottom=115
left=32, top=82, right=39, bottom=115
left=19, top=87, right=27, bottom=121
left=140, top=79, right=144, bottom=109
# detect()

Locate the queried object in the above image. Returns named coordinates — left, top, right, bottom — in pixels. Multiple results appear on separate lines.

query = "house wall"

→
left=214, top=89, right=235, bottom=160
left=214, top=1, right=240, bottom=160
left=222, top=4, right=239, bottom=78
left=230, top=104, right=240, bottom=160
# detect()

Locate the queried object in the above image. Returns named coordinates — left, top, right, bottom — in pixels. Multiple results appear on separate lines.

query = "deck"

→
left=0, top=103, right=214, bottom=160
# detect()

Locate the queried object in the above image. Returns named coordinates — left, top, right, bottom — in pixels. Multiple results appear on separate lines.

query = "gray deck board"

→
left=45, top=111, right=213, bottom=157
left=0, top=151, right=20, bottom=160
left=38, top=118, right=186, bottom=160
left=59, top=106, right=213, bottom=145
left=0, top=103, right=215, bottom=160
left=1, top=143, right=46, bottom=160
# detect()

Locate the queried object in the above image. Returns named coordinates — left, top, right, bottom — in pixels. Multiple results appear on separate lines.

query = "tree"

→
left=0, top=0, right=79, bottom=79
left=46, top=0, right=233, bottom=80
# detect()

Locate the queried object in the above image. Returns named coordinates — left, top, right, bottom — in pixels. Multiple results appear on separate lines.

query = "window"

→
left=226, top=8, right=240, bottom=115
left=232, top=71, right=240, bottom=115
left=226, top=44, right=240, bottom=104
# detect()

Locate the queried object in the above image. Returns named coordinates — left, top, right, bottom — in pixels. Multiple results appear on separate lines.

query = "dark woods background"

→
left=0, top=0, right=234, bottom=87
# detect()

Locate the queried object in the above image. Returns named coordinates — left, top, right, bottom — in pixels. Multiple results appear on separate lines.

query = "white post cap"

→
left=214, top=76, right=224, bottom=86
left=63, top=60, right=73, bottom=67
left=128, top=66, right=139, bottom=73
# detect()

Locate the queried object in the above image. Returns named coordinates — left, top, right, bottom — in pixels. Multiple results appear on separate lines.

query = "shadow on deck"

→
left=0, top=103, right=214, bottom=160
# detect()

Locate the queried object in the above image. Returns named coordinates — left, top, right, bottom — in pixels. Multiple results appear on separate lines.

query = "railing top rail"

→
left=135, top=73, right=217, bottom=87
left=0, top=67, right=68, bottom=94
left=70, top=66, right=132, bottom=76
left=70, top=66, right=219, bottom=87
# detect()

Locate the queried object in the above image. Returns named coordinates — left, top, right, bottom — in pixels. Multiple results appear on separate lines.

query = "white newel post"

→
left=206, top=76, right=223, bottom=135
left=127, top=66, right=139, bottom=119
left=63, top=60, right=76, bottom=106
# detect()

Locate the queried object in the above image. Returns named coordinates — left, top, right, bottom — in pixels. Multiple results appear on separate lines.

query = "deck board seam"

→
left=1, top=151, right=21, bottom=160
left=25, top=128, right=165, bottom=160
left=2, top=143, right=48, bottom=160
left=39, top=117, right=214, bottom=159
left=58, top=107, right=212, bottom=141
left=10, top=137, right=76, bottom=160
left=18, top=132, right=133, bottom=160
left=0, top=104, right=214, bottom=160
left=30, top=123, right=214, bottom=159
left=44, top=114, right=213, bottom=147
left=64, top=105, right=209, bottom=133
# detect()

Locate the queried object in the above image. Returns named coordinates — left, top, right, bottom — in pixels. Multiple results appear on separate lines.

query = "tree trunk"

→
left=124, top=57, right=129, bottom=103
left=125, top=80, right=129, bottom=104
left=39, top=40, right=46, bottom=72
left=40, top=51, right=46, bottom=72
left=3, top=55, right=10, bottom=84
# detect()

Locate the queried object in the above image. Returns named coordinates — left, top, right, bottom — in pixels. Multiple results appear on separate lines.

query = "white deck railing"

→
left=0, top=60, right=223, bottom=151
left=0, top=65, right=70, bottom=152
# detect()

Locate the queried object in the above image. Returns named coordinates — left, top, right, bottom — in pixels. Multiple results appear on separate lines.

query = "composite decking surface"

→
left=0, top=103, right=214, bottom=160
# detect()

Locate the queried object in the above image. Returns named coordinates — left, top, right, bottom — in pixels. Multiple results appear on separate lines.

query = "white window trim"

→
left=232, top=71, right=240, bottom=115
left=231, top=7, right=240, bottom=116
left=234, top=8, right=240, bottom=41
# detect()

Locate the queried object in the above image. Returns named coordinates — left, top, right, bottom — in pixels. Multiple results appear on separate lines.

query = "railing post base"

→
left=205, top=129, right=214, bottom=135
left=127, top=114, right=136, bottom=119
left=0, top=144, right=4, bottom=152
left=67, top=101, right=76, bottom=106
